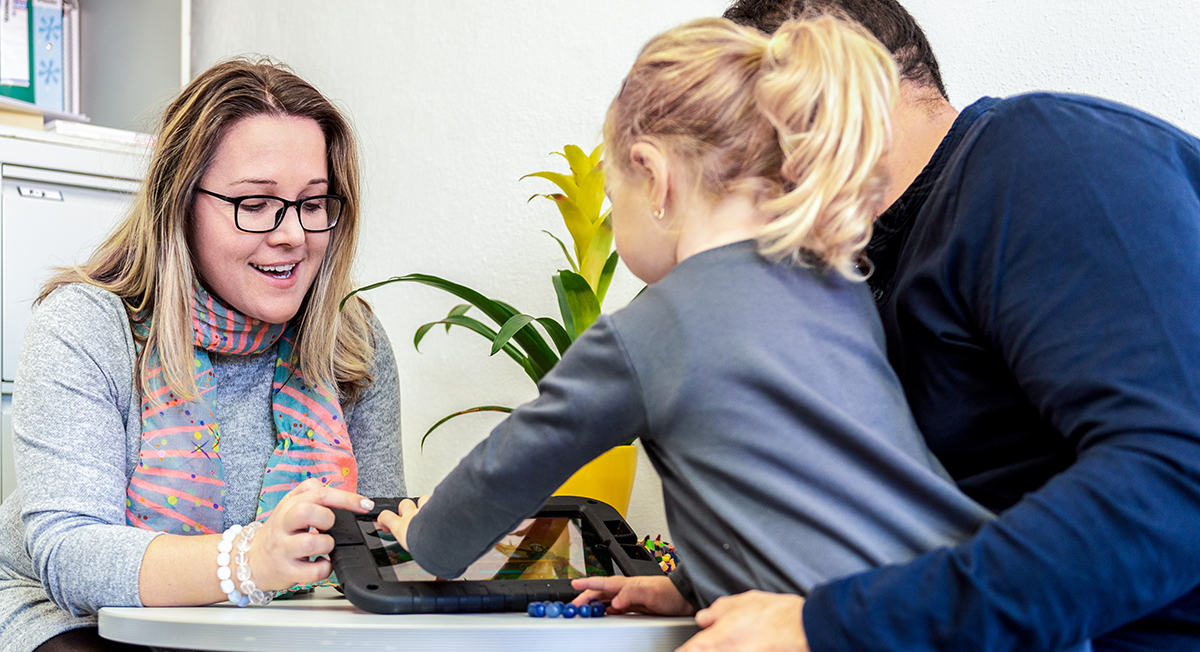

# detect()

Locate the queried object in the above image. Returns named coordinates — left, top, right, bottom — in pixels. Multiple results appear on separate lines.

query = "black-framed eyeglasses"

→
left=197, top=188, right=345, bottom=233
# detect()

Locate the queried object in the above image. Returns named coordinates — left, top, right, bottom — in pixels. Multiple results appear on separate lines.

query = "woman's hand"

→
left=570, top=576, right=697, bottom=616
left=247, top=478, right=376, bottom=591
left=376, top=494, right=431, bottom=551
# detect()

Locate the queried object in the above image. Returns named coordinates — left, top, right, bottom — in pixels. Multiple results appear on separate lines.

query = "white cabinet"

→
left=0, top=125, right=147, bottom=502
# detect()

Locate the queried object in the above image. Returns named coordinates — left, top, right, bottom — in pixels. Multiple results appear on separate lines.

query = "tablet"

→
left=329, top=496, right=665, bottom=614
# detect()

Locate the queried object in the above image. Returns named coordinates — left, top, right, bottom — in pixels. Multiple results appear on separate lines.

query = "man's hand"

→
left=571, top=575, right=696, bottom=616
left=375, top=494, right=431, bottom=551
left=678, top=590, right=809, bottom=652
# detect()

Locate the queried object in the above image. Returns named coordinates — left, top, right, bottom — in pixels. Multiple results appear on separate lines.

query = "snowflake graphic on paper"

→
left=38, top=59, right=60, bottom=85
left=38, top=14, right=61, bottom=42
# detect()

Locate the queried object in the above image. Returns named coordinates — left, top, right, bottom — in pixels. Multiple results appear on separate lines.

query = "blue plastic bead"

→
left=527, top=602, right=546, bottom=617
left=563, top=603, right=577, bottom=618
left=576, top=602, right=591, bottom=618
left=545, top=601, right=562, bottom=618
left=590, top=601, right=606, bottom=617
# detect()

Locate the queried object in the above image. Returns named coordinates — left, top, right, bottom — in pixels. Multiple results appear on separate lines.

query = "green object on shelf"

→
left=0, top=0, right=35, bottom=104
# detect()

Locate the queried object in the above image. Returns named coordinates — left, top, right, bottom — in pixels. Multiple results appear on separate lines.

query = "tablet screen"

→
left=359, top=516, right=621, bottom=582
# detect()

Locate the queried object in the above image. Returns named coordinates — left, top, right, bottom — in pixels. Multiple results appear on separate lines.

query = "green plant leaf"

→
left=446, top=304, right=471, bottom=333
left=347, top=274, right=559, bottom=381
left=558, top=269, right=602, bottom=335
left=536, top=317, right=573, bottom=355
left=495, top=299, right=521, bottom=315
left=596, top=250, right=619, bottom=306
left=492, top=314, right=537, bottom=356
left=413, top=314, right=539, bottom=383
left=420, top=405, right=514, bottom=451
left=340, top=276, right=410, bottom=310
left=580, top=211, right=614, bottom=291
left=414, top=322, right=437, bottom=350
left=559, top=144, right=592, bottom=184
left=542, top=230, right=578, bottom=272
left=521, top=171, right=578, bottom=202
left=552, top=273, right=577, bottom=341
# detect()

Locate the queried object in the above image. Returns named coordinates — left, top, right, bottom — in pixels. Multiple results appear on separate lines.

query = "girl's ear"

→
left=629, top=142, right=670, bottom=214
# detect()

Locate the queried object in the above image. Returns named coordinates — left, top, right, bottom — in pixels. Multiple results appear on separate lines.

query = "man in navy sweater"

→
left=676, top=1, right=1200, bottom=651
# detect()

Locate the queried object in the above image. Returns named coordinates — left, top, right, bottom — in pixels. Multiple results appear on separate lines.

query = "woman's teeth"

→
left=252, top=263, right=296, bottom=279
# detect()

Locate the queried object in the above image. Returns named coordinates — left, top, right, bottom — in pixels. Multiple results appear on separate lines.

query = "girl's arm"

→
left=404, top=315, right=649, bottom=579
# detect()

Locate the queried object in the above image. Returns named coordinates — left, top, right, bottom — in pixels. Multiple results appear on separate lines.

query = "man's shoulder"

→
left=990, top=92, right=1142, bottom=115
left=898, top=91, right=1200, bottom=273
left=965, top=92, right=1200, bottom=157
left=934, top=92, right=1200, bottom=218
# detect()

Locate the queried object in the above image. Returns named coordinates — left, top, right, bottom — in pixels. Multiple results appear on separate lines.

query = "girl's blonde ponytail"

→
left=605, top=15, right=898, bottom=280
left=754, top=16, right=898, bottom=278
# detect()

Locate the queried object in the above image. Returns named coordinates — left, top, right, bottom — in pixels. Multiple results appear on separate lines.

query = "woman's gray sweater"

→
left=0, top=284, right=404, bottom=652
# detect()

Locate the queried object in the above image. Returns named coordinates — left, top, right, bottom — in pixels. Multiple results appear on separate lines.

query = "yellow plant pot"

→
left=553, top=444, right=638, bottom=517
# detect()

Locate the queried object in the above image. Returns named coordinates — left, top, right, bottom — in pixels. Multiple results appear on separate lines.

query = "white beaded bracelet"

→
left=216, top=522, right=276, bottom=607
left=216, top=524, right=247, bottom=607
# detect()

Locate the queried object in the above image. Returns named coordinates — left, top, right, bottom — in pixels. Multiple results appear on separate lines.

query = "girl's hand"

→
left=570, top=575, right=697, bottom=616
left=246, top=478, right=375, bottom=591
left=376, top=494, right=431, bottom=551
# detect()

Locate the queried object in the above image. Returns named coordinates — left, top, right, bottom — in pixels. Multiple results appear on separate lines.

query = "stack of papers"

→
left=43, top=119, right=155, bottom=147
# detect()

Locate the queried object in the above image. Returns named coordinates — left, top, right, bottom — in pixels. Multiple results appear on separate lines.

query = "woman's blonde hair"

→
left=604, top=15, right=898, bottom=279
left=40, top=57, right=376, bottom=404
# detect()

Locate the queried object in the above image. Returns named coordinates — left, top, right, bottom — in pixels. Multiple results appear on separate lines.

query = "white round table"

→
left=99, top=588, right=701, bottom=652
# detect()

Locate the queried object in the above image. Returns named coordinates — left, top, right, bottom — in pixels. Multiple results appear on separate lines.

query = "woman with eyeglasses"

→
left=0, top=58, right=404, bottom=652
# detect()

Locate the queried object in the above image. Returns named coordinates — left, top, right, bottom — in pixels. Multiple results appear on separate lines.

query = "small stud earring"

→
left=653, top=207, right=665, bottom=220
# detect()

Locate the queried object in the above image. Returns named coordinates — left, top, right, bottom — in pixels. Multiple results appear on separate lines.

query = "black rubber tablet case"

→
left=329, top=496, right=665, bottom=614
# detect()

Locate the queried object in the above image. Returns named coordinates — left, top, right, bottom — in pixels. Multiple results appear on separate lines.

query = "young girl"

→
left=381, top=15, right=991, bottom=613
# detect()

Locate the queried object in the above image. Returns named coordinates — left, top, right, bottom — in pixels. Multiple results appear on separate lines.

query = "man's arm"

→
left=807, top=96, right=1200, bottom=651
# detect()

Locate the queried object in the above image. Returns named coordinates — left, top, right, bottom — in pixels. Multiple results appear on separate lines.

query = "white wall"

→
left=79, top=0, right=185, bottom=132
left=905, top=0, right=1200, bottom=134
left=190, top=1, right=1200, bottom=543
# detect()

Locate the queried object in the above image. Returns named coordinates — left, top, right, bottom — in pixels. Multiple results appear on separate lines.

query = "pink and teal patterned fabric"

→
left=126, top=285, right=357, bottom=533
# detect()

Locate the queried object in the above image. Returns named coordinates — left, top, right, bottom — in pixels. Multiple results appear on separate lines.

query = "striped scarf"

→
left=126, top=284, right=357, bottom=533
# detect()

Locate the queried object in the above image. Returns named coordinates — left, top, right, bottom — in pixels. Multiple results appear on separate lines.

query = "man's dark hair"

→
left=724, top=0, right=948, bottom=100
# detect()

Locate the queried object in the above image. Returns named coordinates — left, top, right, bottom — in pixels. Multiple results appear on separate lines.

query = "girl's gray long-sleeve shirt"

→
left=408, top=241, right=993, bottom=607
left=0, top=283, right=404, bottom=652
